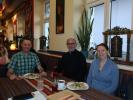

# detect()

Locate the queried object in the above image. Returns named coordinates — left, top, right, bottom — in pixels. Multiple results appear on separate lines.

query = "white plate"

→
left=23, top=73, right=39, bottom=79
left=66, top=82, right=89, bottom=90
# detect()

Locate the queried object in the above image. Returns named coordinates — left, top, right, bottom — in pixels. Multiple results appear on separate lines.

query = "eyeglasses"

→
left=67, top=43, right=75, bottom=45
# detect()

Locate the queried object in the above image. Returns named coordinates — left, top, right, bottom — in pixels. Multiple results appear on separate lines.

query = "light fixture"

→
left=12, top=14, right=17, bottom=24
left=10, top=43, right=16, bottom=50
left=0, top=4, right=2, bottom=16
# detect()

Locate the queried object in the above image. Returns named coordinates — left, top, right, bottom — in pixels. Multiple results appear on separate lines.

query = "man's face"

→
left=21, top=40, right=32, bottom=53
left=66, top=39, right=76, bottom=52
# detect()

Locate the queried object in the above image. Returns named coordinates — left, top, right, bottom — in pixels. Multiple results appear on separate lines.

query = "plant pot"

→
left=81, top=50, right=88, bottom=58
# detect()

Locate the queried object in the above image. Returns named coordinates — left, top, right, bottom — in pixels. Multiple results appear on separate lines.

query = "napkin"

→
left=8, top=91, right=46, bottom=100
left=47, top=90, right=80, bottom=100
left=32, top=91, right=47, bottom=100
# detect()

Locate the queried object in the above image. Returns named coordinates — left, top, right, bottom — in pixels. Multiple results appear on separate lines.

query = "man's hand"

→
left=40, top=71, right=47, bottom=77
left=38, top=65, right=47, bottom=77
left=9, top=74, right=22, bottom=80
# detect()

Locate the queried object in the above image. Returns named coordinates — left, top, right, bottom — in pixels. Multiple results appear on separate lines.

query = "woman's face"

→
left=0, top=44, right=4, bottom=51
left=97, top=45, right=108, bottom=60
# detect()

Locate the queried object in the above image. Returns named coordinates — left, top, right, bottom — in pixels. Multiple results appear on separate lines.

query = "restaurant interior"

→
left=0, top=0, right=133, bottom=100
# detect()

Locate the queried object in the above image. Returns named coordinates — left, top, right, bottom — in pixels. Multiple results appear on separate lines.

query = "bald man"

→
left=56, top=38, right=86, bottom=81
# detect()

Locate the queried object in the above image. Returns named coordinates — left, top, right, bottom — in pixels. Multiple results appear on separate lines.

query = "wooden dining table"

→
left=0, top=75, right=122, bottom=100
left=0, top=77, right=36, bottom=100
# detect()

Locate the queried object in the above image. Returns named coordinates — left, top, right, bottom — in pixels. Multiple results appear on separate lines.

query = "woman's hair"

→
left=96, top=43, right=110, bottom=58
left=96, top=43, right=109, bottom=51
left=0, top=43, right=6, bottom=56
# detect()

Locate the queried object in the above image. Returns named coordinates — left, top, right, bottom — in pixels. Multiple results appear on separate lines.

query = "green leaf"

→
left=75, top=7, right=94, bottom=51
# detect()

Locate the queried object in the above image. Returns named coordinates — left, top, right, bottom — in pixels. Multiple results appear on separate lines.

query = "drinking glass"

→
left=37, top=76, right=44, bottom=91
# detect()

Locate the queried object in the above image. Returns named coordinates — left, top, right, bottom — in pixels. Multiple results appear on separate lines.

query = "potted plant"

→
left=75, top=8, right=94, bottom=58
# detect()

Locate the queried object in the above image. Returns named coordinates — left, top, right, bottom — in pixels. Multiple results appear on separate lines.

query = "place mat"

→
left=32, top=91, right=47, bottom=100
left=47, top=90, right=80, bottom=100
left=27, top=79, right=56, bottom=96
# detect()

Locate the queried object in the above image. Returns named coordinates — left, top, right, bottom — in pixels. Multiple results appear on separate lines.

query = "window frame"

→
left=86, top=0, right=133, bottom=63
left=43, top=0, right=50, bottom=48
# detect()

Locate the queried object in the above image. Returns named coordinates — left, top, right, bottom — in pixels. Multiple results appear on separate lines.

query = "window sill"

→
left=86, top=59, right=133, bottom=71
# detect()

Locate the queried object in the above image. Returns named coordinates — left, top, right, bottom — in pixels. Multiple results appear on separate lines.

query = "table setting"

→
left=2, top=72, right=121, bottom=100
left=22, top=72, right=88, bottom=100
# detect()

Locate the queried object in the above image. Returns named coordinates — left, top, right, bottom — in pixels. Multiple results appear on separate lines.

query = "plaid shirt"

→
left=8, top=51, right=41, bottom=75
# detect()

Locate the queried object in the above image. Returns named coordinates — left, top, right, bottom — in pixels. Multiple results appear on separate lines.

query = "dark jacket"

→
left=57, top=49, right=86, bottom=81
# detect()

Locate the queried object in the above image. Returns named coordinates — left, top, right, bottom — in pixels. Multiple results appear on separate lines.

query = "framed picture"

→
left=25, top=0, right=33, bottom=35
left=56, top=0, right=65, bottom=34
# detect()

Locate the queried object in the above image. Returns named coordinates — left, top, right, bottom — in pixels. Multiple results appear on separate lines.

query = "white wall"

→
left=49, top=0, right=84, bottom=51
left=6, top=20, right=14, bottom=41
left=33, top=0, right=44, bottom=50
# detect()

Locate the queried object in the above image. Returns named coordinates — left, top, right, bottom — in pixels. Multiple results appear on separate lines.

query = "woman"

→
left=0, top=43, right=9, bottom=77
left=87, top=43, right=119, bottom=95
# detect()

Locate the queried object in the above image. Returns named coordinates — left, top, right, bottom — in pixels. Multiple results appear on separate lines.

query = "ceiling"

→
left=0, top=0, right=26, bottom=20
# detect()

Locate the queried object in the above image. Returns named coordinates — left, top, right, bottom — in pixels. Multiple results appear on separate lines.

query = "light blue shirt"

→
left=87, top=58, right=119, bottom=94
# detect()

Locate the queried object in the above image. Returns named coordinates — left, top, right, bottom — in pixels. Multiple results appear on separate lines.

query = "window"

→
left=90, top=4, right=104, bottom=48
left=87, top=0, right=133, bottom=60
left=111, top=0, right=132, bottom=29
left=43, top=0, right=50, bottom=48
left=44, top=1, right=50, bottom=18
left=110, top=0, right=132, bottom=59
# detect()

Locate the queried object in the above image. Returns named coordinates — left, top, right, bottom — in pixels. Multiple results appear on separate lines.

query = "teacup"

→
left=57, top=80, right=66, bottom=90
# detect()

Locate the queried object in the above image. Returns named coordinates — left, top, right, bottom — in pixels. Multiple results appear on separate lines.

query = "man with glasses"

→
left=56, top=38, right=86, bottom=81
